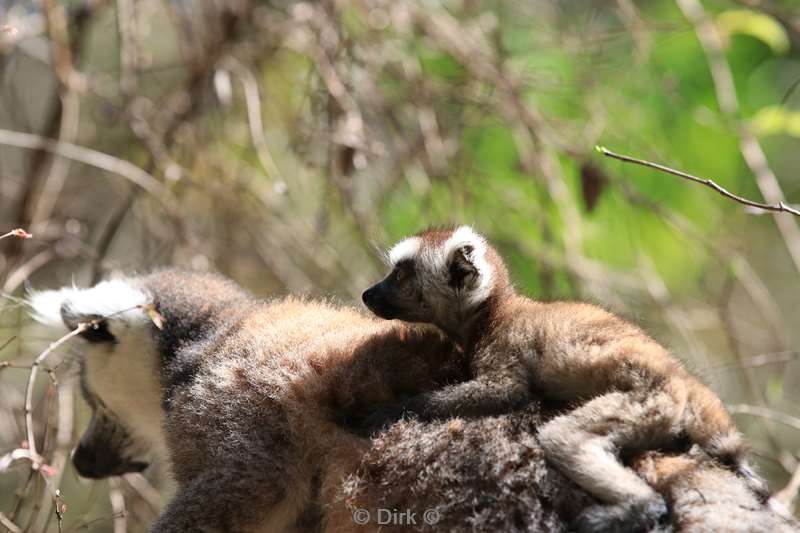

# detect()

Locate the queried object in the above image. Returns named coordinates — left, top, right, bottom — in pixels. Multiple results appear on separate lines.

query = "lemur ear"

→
left=448, top=245, right=479, bottom=289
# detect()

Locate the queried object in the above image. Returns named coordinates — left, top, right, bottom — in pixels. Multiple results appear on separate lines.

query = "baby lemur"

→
left=362, top=226, right=769, bottom=532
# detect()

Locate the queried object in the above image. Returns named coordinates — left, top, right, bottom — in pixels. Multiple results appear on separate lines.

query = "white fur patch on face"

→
left=442, top=226, right=494, bottom=306
left=388, top=236, right=422, bottom=266
left=29, top=279, right=150, bottom=329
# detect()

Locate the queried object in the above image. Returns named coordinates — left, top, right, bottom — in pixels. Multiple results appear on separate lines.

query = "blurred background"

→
left=1, top=0, right=800, bottom=530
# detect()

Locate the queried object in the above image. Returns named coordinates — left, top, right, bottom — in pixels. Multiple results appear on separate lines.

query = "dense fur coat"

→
left=362, top=226, right=771, bottom=532
left=30, top=269, right=796, bottom=532
left=32, top=269, right=464, bottom=532
left=340, top=407, right=796, bottom=533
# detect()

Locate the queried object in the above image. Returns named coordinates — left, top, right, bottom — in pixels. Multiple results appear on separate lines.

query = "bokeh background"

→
left=1, top=0, right=800, bottom=530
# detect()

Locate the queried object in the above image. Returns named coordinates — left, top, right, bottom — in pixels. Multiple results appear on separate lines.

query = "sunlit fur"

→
left=381, top=226, right=501, bottom=337
left=366, top=226, right=769, bottom=533
left=31, top=269, right=463, bottom=532
left=387, top=236, right=421, bottom=265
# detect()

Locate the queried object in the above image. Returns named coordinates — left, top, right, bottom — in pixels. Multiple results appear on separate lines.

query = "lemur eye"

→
left=393, top=260, right=414, bottom=283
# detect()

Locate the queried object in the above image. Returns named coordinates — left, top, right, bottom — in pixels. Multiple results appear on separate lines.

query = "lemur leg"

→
left=150, top=466, right=311, bottom=533
left=404, top=372, right=531, bottom=419
left=537, top=390, right=679, bottom=533
left=358, top=371, right=530, bottom=433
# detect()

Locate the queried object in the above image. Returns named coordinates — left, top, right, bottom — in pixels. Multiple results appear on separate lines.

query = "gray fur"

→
left=363, top=227, right=773, bottom=532
left=30, top=268, right=795, bottom=532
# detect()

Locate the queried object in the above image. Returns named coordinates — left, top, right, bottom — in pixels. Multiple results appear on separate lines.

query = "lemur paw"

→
left=573, top=497, right=668, bottom=533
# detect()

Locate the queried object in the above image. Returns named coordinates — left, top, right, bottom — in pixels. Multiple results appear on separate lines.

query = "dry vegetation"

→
left=1, top=0, right=800, bottom=531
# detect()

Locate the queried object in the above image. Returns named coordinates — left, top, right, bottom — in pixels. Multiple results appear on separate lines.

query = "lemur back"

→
left=30, top=268, right=464, bottom=533
left=362, top=226, right=768, bottom=533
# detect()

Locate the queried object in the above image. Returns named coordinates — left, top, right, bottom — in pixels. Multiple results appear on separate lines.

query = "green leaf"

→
left=751, top=105, right=800, bottom=137
left=750, top=105, right=787, bottom=135
left=717, top=9, right=790, bottom=55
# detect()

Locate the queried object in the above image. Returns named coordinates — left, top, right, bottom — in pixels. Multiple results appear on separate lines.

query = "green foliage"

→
left=717, top=9, right=790, bottom=55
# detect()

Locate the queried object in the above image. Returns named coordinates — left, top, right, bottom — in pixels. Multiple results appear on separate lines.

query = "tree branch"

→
left=0, top=129, right=178, bottom=214
left=598, top=146, right=800, bottom=217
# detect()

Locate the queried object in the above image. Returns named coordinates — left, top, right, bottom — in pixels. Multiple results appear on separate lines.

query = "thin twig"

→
left=780, top=75, right=800, bottom=106
left=224, top=58, right=286, bottom=185
left=0, top=512, right=23, bottom=533
left=108, top=478, right=127, bottom=533
left=3, top=249, right=56, bottom=294
left=31, top=0, right=82, bottom=233
left=727, top=404, right=800, bottom=432
left=24, top=324, right=89, bottom=464
left=0, top=336, right=16, bottom=354
left=32, top=380, right=75, bottom=533
left=116, top=0, right=138, bottom=99
left=0, top=128, right=177, bottom=214
left=598, top=146, right=800, bottom=217
left=122, top=473, right=163, bottom=515
left=775, top=461, right=800, bottom=510
left=675, top=0, right=800, bottom=273
left=0, top=229, right=33, bottom=241
left=718, top=277, right=787, bottom=471
left=709, top=350, right=799, bottom=371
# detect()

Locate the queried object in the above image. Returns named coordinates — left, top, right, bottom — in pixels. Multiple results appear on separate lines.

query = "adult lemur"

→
left=30, top=269, right=464, bottom=532
left=362, top=226, right=769, bottom=532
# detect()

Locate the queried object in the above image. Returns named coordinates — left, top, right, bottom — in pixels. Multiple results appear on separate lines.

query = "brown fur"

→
left=33, top=269, right=793, bottom=532
left=332, top=405, right=797, bottom=533
left=139, top=271, right=465, bottom=532
left=362, top=227, right=769, bottom=532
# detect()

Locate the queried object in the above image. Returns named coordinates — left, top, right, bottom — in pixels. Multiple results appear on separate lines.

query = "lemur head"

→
left=363, top=226, right=510, bottom=340
left=29, top=281, right=167, bottom=479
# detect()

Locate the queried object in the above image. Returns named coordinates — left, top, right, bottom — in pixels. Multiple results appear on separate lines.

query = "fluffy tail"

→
left=28, top=278, right=151, bottom=341
left=685, top=382, right=770, bottom=501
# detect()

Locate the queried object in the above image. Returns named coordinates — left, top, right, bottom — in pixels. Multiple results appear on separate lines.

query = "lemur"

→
left=30, top=269, right=465, bottom=533
left=28, top=268, right=794, bottom=532
left=361, top=226, right=770, bottom=533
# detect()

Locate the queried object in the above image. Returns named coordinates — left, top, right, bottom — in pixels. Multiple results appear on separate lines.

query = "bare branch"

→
left=0, top=229, right=33, bottom=241
left=31, top=381, right=75, bottom=532
left=116, top=0, right=138, bottom=99
left=776, top=461, right=800, bottom=510
left=223, top=58, right=286, bottom=185
left=598, top=146, right=800, bottom=217
left=3, top=249, right=56, bottom=294
left=123, top=473, right=163, bottom=515
left=709, top=350, right=799, bottom=371
left=0, top=128, right=178, bottom=213
left=0, top=512, right=23, bottom=533
left=24, top=324, right=89, bottom=463
left=727, top=404, right=800, bottom=433
left=675, top=0, right=800, bottom=274
left=109, top=478, right=128, bottom=533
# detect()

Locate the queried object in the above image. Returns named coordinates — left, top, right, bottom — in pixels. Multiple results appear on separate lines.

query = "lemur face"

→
left=363, top=226, right=494, bottom=330
left=362, top=257, right=432, bottom=322
left=30, top=283, right=162, bottom=479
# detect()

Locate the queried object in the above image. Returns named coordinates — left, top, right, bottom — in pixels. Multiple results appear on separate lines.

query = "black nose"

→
left=362, top=288, right=375, bottom=306
left=73, top=443, right=104, bottom=478
left=72, top=443, right=148, bottom=479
